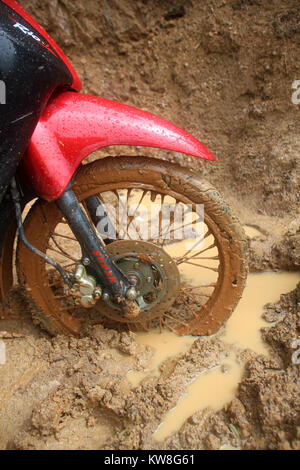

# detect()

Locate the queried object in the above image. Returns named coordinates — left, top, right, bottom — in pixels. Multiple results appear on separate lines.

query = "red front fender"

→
left=23, top=92, right=215, bottom=201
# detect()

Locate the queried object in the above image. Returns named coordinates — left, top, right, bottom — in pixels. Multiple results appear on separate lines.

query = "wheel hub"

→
left=97, top=240, right=181, bottom=323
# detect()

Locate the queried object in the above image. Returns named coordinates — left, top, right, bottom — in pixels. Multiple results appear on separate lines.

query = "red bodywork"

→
left=23, top=92, right=216, bottom=201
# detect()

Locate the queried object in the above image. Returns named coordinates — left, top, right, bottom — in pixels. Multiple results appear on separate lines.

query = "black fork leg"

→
left=56, top=187, right=131, bottom=298
left=84, top=195, right=115, bottom=244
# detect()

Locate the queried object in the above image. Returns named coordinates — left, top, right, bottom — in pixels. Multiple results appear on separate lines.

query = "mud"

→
left=0, top=271, right=298, bottom=450
left=0, top=0, right=299, bottom=450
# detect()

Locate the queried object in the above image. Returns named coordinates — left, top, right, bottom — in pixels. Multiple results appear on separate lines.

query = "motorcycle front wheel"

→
left=17, top=156, right=247, bottom=336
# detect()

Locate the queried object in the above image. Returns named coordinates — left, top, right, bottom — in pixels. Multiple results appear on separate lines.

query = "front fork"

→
left=11, top=177, right=137, bottom=308
left=55, top=186, right=132, bottom=301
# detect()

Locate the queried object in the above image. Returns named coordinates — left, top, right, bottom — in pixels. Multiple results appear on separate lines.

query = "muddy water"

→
left=151, top=272, right=299, bottom=442
left=127, top=331, right=196, bottom=386
left=147, top=271, right=299, bottom=441
left=153, top=353, right=243, bottom=441
left=243, top=225, right=264, bottom=238
left=126, top=220, right=300, bottom=441
left=222, top=271, right=300, bottom=355
left=127, top=221, right=300, bottom=441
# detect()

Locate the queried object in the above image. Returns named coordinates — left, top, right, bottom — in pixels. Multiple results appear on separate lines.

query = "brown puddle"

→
left=151, top=271, right=299, bottom=442
left=243, top=225, right=264, bottom=239
left=127, top=331, right=196, bottom=386
left=127, top=224, right=300, bottom=442
left=153, top=352, right=243, bottom=442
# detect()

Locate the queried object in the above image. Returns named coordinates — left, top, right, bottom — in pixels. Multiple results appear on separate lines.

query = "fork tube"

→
left=56, top=187, right=130, bottom=298
left=84, top=195, right=115, bottom=244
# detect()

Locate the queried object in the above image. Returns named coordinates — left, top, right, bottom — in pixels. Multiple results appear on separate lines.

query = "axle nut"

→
left=126, top=286, right=138, bottom=300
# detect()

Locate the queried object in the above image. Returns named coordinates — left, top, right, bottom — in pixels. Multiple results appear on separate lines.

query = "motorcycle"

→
left=0, top=0, right=247, bottom=337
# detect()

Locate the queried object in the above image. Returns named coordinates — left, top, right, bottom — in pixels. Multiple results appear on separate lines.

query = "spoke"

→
left=162, top=312, right=189, bottom=326
left=97, top=192, right=118, bottom=230
left=163, top=321, right=178, bottom=334
left=47, top=246, right=78, bottom=263
left=177, top=240, right=216, bottom=263
left=117, top=189, right=143, bottom=240
left=181, top=287, right=208, bottom=305
left=150, top=191, right=159, bottom=203
left=161, top=222, right=172, bottom=247
left=159, top=197, right=180, bottom=247
left=180, top=295, right=199, bottom=318
left=176, top=228, right=212, bottom=263
left=164, top=215, right=202, bottom=242
left=53, top=232, right=77, bottom=242
left=126, top=189, right=148, bottom=237
left=179, top=260, right=219, bottom=272
left=96, top=191, right=120, bottom=240
left=158, top=194, right=165, bottom=238
left=62, top=261, right=78, bottom=270
left=141, top=321, right=150, bottom=332
left=153, top=194, right=166, bottom=244
left=96, top=193, right=107, bottom=205
left=82, top=201, right=96, bottom=228
left=51, top=235, right=75, bottom=260
left=126, top=188, right=133, bottom=204
left=180, top=287, right=210, bottom=298
left=155, top=195, right=176, bottom=246
left=97, top=193, right=115, bottom=218
left=183, top=283, right=216, bottom=290
left=177, top=244, right=217, bottom=265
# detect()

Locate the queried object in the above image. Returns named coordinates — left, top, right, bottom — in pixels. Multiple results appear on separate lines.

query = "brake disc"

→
left=96, top=240, right=180, bottom=323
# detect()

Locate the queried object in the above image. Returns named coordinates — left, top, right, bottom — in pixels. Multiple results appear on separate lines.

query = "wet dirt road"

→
left=0, top=261, right=299, bottom=449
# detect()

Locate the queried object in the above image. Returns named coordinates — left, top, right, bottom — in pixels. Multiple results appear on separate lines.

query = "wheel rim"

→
left=39, top=184, right=225, bottom=335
